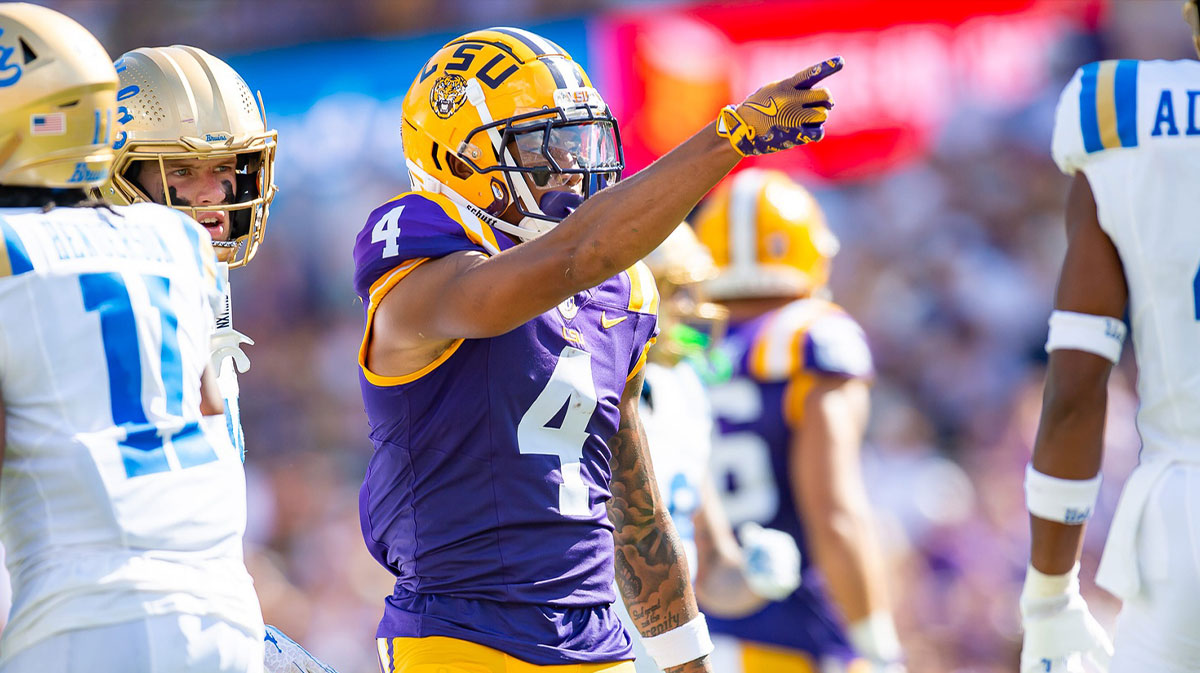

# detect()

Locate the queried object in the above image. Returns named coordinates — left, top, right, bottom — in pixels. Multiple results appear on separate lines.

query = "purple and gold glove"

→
left=716, top=57, right=844, bottom=156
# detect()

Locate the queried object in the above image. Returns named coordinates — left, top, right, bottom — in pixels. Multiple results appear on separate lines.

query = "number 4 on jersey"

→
left=373, top=206, right=403, bottom=258
left=518, top=346, right=597, bottom=517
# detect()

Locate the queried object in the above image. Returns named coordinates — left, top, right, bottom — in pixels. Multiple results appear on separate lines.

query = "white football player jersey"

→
left=0, top=203, right=262, bottom=662
left=1053, top=58, right=1200, bottom=459
left=1052, top=58, right=1200, bottom=600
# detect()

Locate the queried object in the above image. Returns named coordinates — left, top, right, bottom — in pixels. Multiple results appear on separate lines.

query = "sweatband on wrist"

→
left=847, top=612, right=902, bottom=662
left=641, top=613, right=714, bottom=669
left=1025, top=464, right=1101, bottom=524
left=1045, top=310, right=1126, bottom=363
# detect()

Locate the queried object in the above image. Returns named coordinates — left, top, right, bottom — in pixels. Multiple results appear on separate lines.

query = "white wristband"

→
left=1045, top=310, right=1126, bottom=363
left=1025, top=464, right=1101, bottom=524
left=641, top=613, right=714, bottom=670
left=847, top=612, right=902, bottom=662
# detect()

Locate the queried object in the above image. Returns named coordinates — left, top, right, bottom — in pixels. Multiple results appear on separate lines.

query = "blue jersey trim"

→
left=1079, top=62, right=1103, bottom=154
left=1114, top=59, right=1139, bottom=148
left=0, top=216, right=34, bottom=277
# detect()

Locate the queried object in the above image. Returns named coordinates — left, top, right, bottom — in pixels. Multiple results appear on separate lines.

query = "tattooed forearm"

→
left=607, top=375, right=708, bottom=672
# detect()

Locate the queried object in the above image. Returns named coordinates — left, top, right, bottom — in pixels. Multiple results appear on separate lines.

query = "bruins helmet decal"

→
left=694, top=169, right=839, bottom=301
left=0, top=3, right=117, bottom=189
left=101, top=45, right=277, bottom=268
left=401, top=27, right=623, bottom=242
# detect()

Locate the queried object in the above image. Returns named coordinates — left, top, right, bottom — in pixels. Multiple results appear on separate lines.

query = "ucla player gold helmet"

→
left=401, top=27, right=623, bottom=242
left=694, top=169, right=840, bottom=302
left=0, top=3, right=117, bottom=189
left=102, top=46, right=277, bottom=268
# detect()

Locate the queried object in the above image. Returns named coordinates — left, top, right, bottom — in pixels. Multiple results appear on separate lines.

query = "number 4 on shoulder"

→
left=372, top=206, right=403, bottom=259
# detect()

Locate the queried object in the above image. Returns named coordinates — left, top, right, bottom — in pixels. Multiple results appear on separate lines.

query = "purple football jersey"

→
left=704, top=298, right=873, bottom=660
left=352, top=192, right=658, bottom=665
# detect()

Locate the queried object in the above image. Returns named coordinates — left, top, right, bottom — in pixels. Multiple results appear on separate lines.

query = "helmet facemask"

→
left=454, top=91, right=624, bottom=241
left=110, top=134, right=277, bottom=266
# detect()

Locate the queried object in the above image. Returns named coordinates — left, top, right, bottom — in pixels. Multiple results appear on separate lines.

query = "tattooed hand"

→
left=607, top=368, right=713, bottom=672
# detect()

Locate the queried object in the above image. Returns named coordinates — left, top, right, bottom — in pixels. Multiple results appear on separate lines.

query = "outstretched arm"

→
left=608, top=368, right=711, bottom=673
left=370, top=59, right=843, bottom=375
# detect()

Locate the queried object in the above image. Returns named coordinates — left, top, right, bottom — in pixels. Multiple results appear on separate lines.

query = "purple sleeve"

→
left=352, top=193, right=488, bottom=301
left=627, top=312, right=659, bottom=377
left=802, top=312, right=874, bottom=379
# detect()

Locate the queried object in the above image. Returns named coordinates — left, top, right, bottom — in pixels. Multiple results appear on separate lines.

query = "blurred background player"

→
left=693, top=169, right=903, bottom=672
left=354, top=26, right=840, bottom=673
left=0, top=4, right=262, bottom=672
left=1019, top=3, right=1200, bottom=672
left=100, top=44, right=335, bottom=673
left=615, top=224, right=803, bottom=673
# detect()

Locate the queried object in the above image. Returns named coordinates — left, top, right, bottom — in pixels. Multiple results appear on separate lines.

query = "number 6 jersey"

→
left=352, top=192, right=658, bottom=665
left=0, top=203, right=262, bottom=663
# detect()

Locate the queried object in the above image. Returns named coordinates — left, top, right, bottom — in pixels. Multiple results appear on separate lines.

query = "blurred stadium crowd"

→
left=20, top=1, right=1197, bottom=672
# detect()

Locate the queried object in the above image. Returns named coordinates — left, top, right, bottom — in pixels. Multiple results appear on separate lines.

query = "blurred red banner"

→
left=591, top=0, right=1103, bottom=181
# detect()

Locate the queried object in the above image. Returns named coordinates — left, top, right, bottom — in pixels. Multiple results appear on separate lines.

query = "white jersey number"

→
left=372, top=206, right=403, bottom=259
left=707, top=378, right=780, bottom=526
left=81, top=272, right=218, bottom=478
left=518, top=346, right=597, bottom=517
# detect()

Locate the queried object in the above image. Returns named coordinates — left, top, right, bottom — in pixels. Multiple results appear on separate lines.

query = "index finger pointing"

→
left=792, top=56, right=845, bottom=89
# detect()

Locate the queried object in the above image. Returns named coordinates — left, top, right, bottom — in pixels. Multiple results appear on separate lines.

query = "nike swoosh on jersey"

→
left=601, top=312, right=627, bottom=329
left=743, top=98, right=778, bottom=116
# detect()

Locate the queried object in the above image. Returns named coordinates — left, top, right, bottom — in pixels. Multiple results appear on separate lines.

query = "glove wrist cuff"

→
left=715, top=105, right=752, bottom=157
left=1022, top=562, right=1080, bottom=600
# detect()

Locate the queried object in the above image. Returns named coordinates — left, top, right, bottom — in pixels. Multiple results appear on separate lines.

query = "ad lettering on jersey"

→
left=1150, top=89, right=1200, bottom=137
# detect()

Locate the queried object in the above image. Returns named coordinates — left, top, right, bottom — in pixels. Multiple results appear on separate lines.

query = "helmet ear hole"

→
left=446, top=154, right=473, bottom=180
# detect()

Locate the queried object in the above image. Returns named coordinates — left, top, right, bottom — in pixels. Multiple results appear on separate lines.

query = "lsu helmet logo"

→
left=430, top=73, right=468, bottom=119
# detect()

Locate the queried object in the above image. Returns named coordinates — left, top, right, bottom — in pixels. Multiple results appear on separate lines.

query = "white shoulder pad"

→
left=804, top=312, right=873, bottom=379
left=1051, top=60, right=1141, bottom=175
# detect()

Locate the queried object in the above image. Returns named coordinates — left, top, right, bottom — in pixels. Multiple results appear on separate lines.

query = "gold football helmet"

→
left=401, top=27, right=623, bottom=241
left=102, top=46, right=277, bottom=268
left=0, top=3, right=117, bottom=188
left=694, top=169, right=839, bottom=301
left=644, top=223, right=729, bottom=365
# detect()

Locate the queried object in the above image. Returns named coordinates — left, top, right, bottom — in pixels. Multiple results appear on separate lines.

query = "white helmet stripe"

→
left=540, top=56, right=581, bottom=89
left=497, top=26, right=560, bottom=55
left=729, top=170, right=763, bottom=274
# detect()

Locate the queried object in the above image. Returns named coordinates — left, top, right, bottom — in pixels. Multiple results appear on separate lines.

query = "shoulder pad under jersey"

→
left=1052, top=60, right=1142, bottom=175
left=352, top=191, right=505, bottom=302
left=623, top=261, right=660, bottom=316
left=745, top=298, right=873, bottom=381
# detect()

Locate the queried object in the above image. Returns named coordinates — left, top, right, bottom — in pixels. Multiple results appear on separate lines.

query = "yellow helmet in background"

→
left=401, top=27, right=623, bottom=242
left=102, top=46, right=277, bottom=268
left=0, top=3, right=116, bottom=188
left=644, top=223, right=729, bottom=365
left=694, top=168, right=840, bottom=302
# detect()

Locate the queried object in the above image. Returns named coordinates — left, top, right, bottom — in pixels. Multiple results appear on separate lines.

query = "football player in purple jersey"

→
left=693, top=169, right=904, bottom=673
left=352, top=27, right=841, bottom=673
